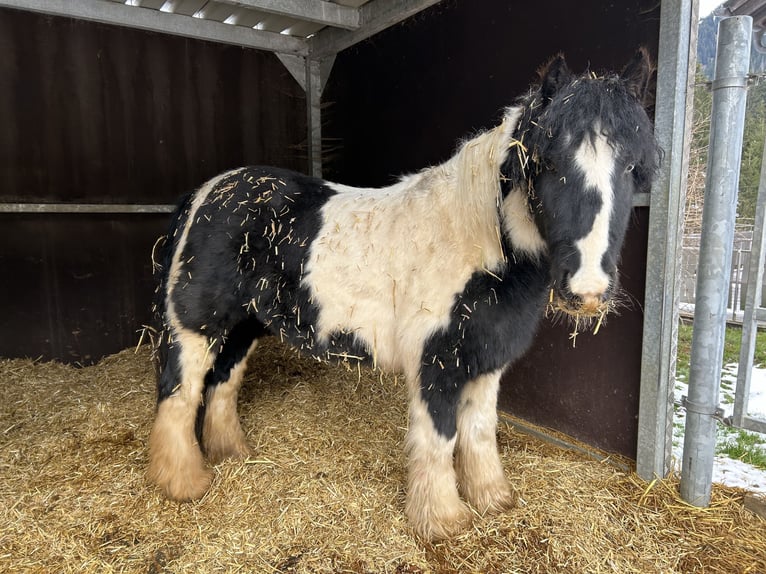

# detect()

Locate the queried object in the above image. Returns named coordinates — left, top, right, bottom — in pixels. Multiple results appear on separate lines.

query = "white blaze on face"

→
left=568, top=131, right=615, bottom=301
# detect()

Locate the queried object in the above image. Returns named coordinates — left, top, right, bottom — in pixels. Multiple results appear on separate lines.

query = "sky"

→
left=700, top=0, right=722, bottom=18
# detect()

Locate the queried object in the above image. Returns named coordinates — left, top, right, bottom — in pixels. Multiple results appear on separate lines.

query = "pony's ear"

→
left=622, top=47, right=654, bottom=104
left=539, top=54, right=572, bottom=103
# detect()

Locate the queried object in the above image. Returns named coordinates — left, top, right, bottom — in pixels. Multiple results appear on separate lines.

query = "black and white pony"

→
left=148, top=50, right=659, bottom=540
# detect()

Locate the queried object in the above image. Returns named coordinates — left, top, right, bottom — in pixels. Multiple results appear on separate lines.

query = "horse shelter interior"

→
left=0, top=0, right=667, bottom=456
left=4, top=1, right=764, bottom=572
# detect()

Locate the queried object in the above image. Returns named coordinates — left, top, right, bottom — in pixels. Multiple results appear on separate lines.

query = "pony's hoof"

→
left=465, top=480, right=517, bottom=516
left=148, top=407, right=213, bottom=501
left=406, top=497, right=473, bottom=541
left=204, top=437, right=252, bottom=465
left=148, top=458, right=213, bottom=501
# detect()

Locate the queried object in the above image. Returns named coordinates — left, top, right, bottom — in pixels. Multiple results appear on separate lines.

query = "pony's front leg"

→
left=148, top=329, right=216, bottom=501
left=405, top=374, right=471, bottom=540
left=455, top=369, right=515, bottom=515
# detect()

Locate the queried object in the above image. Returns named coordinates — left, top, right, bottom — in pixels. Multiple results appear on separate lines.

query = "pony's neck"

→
left=419, top=104, right=546, bottom=270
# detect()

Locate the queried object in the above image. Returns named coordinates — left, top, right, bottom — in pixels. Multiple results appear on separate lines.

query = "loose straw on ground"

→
left=0, top=338, right=764, bottom=573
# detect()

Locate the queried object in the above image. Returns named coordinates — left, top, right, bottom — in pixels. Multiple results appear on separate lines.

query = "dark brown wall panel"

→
left=0, top=8, right=307, bottom=362
left=323, top=0, right=660, bottom=458
left=0, top=214, right=167, bottom=363
left=323, top=0, right=661, bottom=187
left=0, top=7, right=307, bottom=204
left=499, top=209, right=650, bottom=458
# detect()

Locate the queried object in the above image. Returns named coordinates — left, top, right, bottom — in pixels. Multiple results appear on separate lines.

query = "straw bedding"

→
left=1, top=337, right=764, bottom=573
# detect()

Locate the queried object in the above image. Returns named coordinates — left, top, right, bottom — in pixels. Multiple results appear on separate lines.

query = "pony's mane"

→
left=427, top=108, right=522, bottom=269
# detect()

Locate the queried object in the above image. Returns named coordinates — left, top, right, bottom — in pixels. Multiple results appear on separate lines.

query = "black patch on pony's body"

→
left=160, top=166, right=377, bottom=401
left=420, top=255, right=549, bottom=438
left=204, top=317, right=268, bottom=387
left=194, top=316, right=268, bottom=438
left=171, top=166, right=330, bottom=337
left=156, top=167, right=329, bottom=394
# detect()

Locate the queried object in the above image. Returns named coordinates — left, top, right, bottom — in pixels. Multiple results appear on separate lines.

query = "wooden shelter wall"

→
left=0, top=8, right=307, bottom=363
left=323, top=0, right=661, bottom=458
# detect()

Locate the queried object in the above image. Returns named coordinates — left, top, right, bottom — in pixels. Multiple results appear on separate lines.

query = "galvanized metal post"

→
left=680, top=15, right=751, bottom=507
left=637, top=0, right=697, bottom=482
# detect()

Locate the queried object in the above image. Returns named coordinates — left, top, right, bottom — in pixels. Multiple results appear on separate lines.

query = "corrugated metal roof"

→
left=0, top=0, right=442, bottom=58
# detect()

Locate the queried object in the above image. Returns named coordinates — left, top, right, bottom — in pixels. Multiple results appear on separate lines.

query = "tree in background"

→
left=685, top=66, right=712, bottom=235
left=737, top=75, right=766, bottom=224
left=685, top=68, right=766, bottom=233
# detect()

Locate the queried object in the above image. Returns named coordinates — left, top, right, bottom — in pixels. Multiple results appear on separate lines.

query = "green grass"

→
left=716, top=427, right=766, bottom=470
left=675, top=320, right=766, bottom=382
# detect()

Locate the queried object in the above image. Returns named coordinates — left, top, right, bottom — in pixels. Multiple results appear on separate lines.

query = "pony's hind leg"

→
left=455, top=369, right=515, bottom=515
left=148, top=328, right=216, bottom=500
left=201, top=320, right=263, bottom=463
left=201, top=318, right=264, bottom=462
left=405, top=372, right=471, bottom=540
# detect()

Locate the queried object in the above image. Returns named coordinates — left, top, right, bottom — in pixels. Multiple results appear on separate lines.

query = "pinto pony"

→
left=148, top=50, right=659, bottom=540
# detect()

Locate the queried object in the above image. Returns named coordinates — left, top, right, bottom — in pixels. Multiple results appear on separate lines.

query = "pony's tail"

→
left=150, top=193, right=193, bottom=383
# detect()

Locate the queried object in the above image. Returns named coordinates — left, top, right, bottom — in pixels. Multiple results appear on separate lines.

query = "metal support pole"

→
left=637, top=0, right=697, bottom=482
left=680, top=15, right=751, bottom=507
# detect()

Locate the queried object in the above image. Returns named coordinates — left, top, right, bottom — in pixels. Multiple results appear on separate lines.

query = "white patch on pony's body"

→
left=302, top=108, right=523, bottom=372
left=568, top=131, right=614, bottom=300
left=501, top=188, right=546, bottom=257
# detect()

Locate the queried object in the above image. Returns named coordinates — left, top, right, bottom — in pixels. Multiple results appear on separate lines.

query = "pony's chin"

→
left=547, top=297, right=613, bottom=322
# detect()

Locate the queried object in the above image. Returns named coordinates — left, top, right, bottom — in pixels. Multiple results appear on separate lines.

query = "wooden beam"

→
left=0, top=0, right=308, bottom=55
left=222, top=0, right=360, bottom=30
left=0, top=203, right=175, bottom=214
left=309, top=0, right=442, bottom=58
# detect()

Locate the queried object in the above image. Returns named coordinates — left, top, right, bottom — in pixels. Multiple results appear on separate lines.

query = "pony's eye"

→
left=625, top=164, right=635, bottom=173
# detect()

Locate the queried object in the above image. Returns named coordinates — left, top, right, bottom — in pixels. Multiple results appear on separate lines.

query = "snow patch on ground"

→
left=673, top=363, right=766, bottom=494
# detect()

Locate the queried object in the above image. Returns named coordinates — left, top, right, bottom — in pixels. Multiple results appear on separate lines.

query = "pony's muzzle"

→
left=550, top=277, right=613, bottom=318
left=576, top=292, right=606, bottom=314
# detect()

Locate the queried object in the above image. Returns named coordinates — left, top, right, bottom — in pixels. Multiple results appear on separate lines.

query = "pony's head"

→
left=503, top=49, right=659, bottom=320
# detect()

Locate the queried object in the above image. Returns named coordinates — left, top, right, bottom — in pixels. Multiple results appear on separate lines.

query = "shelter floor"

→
left=1, top=338, right=764, bottom=573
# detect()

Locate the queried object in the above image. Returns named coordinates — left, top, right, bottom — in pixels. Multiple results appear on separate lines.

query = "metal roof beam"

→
left=222, top=0, right=360, bottom=30
left=0, top=0, right=308, bottom=55
left=309, top=0, right=442, bottom=58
